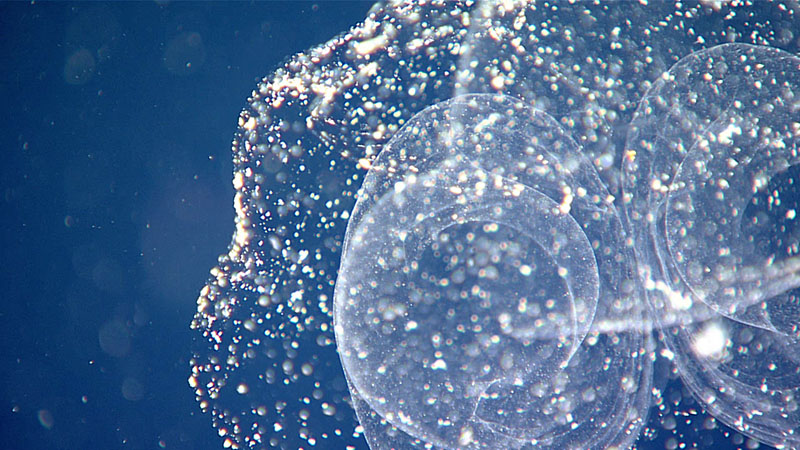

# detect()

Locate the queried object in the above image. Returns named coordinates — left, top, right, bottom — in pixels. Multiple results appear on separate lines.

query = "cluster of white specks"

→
left=189, top=1, right=800, bottom=449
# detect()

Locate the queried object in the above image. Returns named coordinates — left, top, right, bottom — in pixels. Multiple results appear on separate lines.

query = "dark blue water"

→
left=0, top=3, right=371, bottom=449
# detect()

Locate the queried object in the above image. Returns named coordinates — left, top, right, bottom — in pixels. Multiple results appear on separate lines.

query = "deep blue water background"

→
left=0, top=2, right=783, bottom=450
left=0, top=2, right=371, bottom=449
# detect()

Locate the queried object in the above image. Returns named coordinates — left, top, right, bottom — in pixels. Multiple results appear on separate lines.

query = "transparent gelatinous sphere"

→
left=187, top=1, right=800, bottom=449
left=623, top=43, right=800, bottom=449
left=334, top=93, right=648, bottom=449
